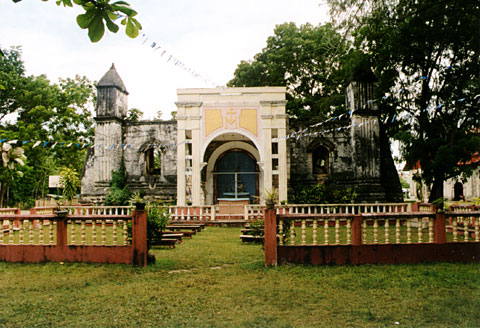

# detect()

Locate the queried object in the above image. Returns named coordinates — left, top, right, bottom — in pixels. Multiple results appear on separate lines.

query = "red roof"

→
left=403, top=152, right=479, bottom=171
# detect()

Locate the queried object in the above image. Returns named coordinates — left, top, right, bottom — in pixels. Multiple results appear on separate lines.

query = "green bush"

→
left=146, top=203, right=170, bottom=250
left=294, top=182, right=357, bottom=204
left=249, top=218, right=264, bottom=238
left=105, top=162, right=131, bottom=205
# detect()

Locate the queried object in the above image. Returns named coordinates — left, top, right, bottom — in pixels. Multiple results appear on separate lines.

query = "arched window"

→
left=312, top=145, right=329, bottom=175
left=145, top=148, right=163, bottom=175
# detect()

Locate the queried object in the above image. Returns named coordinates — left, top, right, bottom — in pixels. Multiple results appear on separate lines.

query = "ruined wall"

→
left=287, top=120, right=355, bottom=200
left=123, top=121, right=177, bottom=202
left=81, top=120, right=177, bottom=203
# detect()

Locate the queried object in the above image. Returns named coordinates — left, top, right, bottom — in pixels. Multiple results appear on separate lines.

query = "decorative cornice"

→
left=175, top=102, right=203, bottom=108
left=260, top=100, right=287, bottom=107
left=95, top=116, right=124, bottom=124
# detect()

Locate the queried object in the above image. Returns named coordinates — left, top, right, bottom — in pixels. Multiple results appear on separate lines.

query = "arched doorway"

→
left=214, top=150, right=259, bottom=203
left=454, top=182, right=464, bottom=201
left=312, top=145, right=329, bottom=175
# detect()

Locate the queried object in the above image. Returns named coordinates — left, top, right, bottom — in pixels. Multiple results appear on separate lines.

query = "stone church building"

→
left=81, top=65, right=402, bottom=205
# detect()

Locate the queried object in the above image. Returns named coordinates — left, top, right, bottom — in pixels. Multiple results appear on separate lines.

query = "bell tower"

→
left=94, top=64, right=128, bottom=184
left=347, top=66, right=386, bottom=201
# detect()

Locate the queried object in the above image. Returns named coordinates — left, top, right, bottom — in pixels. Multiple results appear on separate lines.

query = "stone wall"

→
left=123, top=120, right=177, bottom=202
left=81, top=120, right=177, bottom=203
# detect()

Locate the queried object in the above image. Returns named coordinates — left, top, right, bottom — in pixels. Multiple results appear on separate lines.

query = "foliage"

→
left=125, top=107, right=143, bottom=121
left=399, top=177, right=410, bottom=190
left=104, top=161, right=130, bottom=205
left=0, top=143, right=27, bottom=206
left=0, top=46, right=95, bottom=207
left=262, top=187, right=278, bottom=208
left=294, top=182, right=357, bottom=204
left=228, top=22, right=357, bottom=122
left=328, top=0, right=480, bottom=203
left=146, top=202, right=170, bottom=250
left=59, top=167, right=80, bottom=203
left=12, top=0, right=141, bottom=43
left=249, top=218, right=264, bottom=238
left=129, top=191, right=144, bottom=204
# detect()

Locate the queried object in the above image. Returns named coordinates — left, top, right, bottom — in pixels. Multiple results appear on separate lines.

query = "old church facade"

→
left=81, top=65, right=403, bottom=205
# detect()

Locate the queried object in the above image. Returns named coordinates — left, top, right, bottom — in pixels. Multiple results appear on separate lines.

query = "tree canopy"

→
left=0, top=46, right=95, bottom=206
left=328, top=0, right=480, bottom=202
left=12, top=0, right=141, bottom=42
left=228, top=22, right=357, bottom=122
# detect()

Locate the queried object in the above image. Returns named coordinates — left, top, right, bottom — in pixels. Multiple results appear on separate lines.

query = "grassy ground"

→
left=1, top=227, right=479, bottom=327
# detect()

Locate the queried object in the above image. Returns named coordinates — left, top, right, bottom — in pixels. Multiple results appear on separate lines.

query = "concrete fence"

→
left=0, top=208, right=147, bottom=266
left=264, top=207, right=480, bottom=266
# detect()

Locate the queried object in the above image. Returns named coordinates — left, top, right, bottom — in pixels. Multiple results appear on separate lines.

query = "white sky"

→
left=0, top=0, right=329, bottom=120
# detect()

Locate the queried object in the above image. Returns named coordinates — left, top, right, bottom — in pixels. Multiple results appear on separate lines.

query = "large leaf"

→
left=114, top=5, right=137, bottom=17
left=76, top=9, right=96, bottom=29
left=87, top=14, right=106, bottom=43
left=104, top=15, right=119, bottom=33
left=125, top=18, right=139, bottom=38
left=130, top=17, right=142, bottom=30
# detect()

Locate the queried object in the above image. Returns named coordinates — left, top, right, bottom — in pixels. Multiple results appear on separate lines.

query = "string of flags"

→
left=2, top=64, right=478, bottom=151
left=111, top=12, right=219, bottom=87
left=138, top=31, right=218, bottom=87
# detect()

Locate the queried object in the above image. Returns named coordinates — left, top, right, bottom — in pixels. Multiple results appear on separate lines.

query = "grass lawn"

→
left=0, top=227, right=479, bottom=327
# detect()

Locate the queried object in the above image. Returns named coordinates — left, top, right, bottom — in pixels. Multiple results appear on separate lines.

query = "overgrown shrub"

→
left=294, top=182, right=357, bottom=204
left=249, top=218, right=264, bottom=238
left=146, top=203, right=170, bottom=250
left=105, top=162, right=131, bottom=205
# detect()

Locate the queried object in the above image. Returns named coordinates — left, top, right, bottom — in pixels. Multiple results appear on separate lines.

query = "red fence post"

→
left=56, top=212, right=68, bottom=247
left=411, top=203, right=419, bottom=212
left=434, top=212, right=447, bottom=244
left=352, top=215, right=362, bottom=245
left=132, top=209, right=147, bottom=267
left=264, top=208, right=277, bottom=266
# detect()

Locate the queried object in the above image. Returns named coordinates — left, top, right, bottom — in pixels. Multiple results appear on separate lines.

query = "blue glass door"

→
left=215, top=151, right=258, bottom=202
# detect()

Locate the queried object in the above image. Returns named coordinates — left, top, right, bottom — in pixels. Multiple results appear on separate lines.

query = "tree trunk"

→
left=0, top=182, right=5, bottom=208
left=428, top=174, right=445, bottom=210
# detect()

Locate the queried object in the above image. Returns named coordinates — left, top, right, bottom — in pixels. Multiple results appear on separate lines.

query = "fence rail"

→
left=265, top=207, right=480, bottom=266
left=32, top=206, right=133, bottom=216
left=0, top=209, right=147, bottom=266
left=168, top=203, right=417, bottom=221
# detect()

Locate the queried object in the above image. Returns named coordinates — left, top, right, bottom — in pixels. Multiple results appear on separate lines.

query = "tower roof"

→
left=97, top=63, right=129, bottom=94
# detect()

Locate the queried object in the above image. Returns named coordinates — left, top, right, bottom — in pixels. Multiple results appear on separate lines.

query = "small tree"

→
left=105, top=161, right=130, bottom=205
left=59, top=167, right=80, bottom=205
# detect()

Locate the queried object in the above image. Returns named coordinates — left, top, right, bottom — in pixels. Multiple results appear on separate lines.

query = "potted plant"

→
left=263, top=187, right=279, bottom=210
left=130, top=192, right=146, bottom=210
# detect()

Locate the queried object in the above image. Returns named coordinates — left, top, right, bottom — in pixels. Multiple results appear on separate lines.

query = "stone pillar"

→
left=278, top=123, right=288, bottom=203
left=262, top=124, right=272, bottom=202
left=176, top=125, right=186, bottom=206
left=192, top=126, right=201, bottom=206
